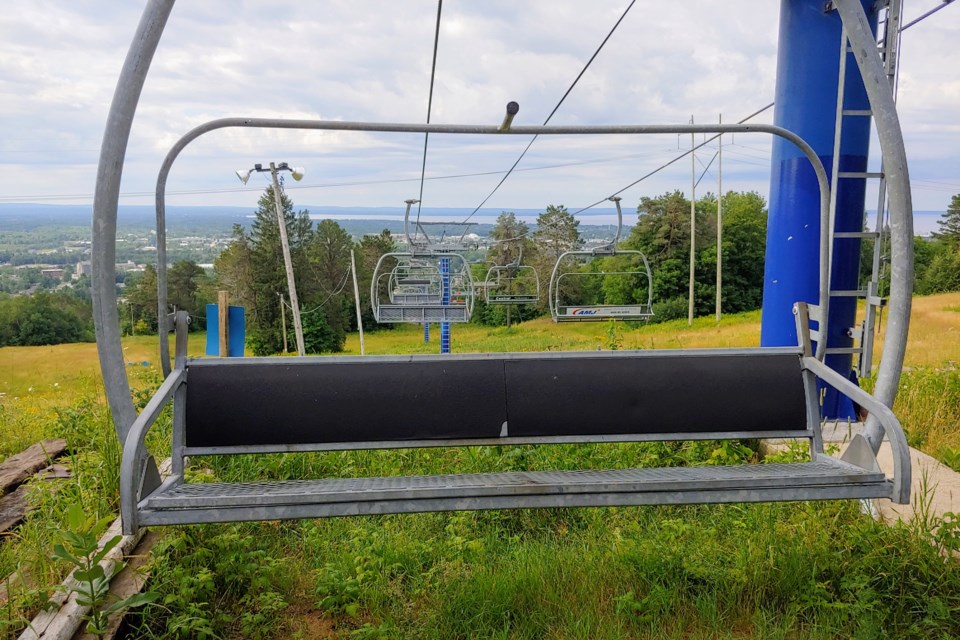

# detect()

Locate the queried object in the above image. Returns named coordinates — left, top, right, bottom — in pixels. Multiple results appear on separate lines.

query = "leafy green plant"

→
left=51, top=504, right=157, bottom=638
left=938, top=446, right=960, bottom=472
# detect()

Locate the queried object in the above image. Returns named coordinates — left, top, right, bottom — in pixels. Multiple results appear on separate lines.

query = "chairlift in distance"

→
left=484, top=246, right=540, bottom=305
left=370, top=199, right=476, bottom=323
left=548, top=196, right=654, bottom=322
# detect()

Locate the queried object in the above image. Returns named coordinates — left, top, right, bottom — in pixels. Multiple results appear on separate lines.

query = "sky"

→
left=0, top=1, right=958, bottom=222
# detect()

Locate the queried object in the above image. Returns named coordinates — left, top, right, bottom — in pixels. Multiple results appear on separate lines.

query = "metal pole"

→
left=835, top=0, right=914, bottom=452
left=350, top=250, right=365, bottom=355
left=440, top=257, right=451, bottom=354
left=716, top=113, right=723, bottom=323
left=269, top=163, right=306, bottom=356
left=279, top=293, right=288, bottom=353
left=93, top=0, right=175, bottom=442
left=688, top=115, right=696, bottom=325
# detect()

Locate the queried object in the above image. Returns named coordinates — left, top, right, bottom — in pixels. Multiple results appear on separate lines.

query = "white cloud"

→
left=0, top=1, right=957, bottom=211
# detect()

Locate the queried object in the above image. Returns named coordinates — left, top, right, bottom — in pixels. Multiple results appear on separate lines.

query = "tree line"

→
left=21, top=189, right=956, bottom=351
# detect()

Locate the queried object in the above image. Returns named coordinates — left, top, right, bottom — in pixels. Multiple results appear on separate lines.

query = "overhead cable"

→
left=415, top=0, right=444, bottom=226
left=573, top=101, right=774, bottom=214
left=461, top=0, right=638, bottom=225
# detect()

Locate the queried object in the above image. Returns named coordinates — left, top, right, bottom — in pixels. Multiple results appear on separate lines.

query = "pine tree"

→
left=932, top=194, right=960, bottom=248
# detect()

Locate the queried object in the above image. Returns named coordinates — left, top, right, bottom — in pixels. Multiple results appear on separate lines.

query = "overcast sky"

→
left=0, top=1, right=958, bottom=220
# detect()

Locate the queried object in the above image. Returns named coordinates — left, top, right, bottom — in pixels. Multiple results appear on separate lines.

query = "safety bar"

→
left=801, top=356, right=911, bottom=504
left=120, top=366, right=184, bottom=532
left=154, top=119, right=832, bottom=374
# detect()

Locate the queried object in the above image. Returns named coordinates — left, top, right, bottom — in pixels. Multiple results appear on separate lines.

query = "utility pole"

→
left=268, top=163, right=306, bottom=356
left=237, top=162, right=306, bottom=356
left=279, top=293, right=288, bottom=354
left=350, top=249, right=365, bottom=355
left=688, top=115, right=696, bottom=326
left=716, top=113, right=723, bottom=323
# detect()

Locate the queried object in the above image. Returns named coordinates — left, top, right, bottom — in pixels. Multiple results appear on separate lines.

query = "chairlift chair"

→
left=548, top=197, right=654, bottom=322
left=97, top=1, right=914, bottom=534
left=370, top=200, right=476, bottom=323
left=484, top=247, right=541, bottom=305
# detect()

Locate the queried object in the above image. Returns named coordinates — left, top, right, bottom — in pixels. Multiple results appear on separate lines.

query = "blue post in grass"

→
left=440, top=257, right=451, bottom=354
left=423, top=323, right=430, bottom=343
left=761, top=0, right=877, bottom=419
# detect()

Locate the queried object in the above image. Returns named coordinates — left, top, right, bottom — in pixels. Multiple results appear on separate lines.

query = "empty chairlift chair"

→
left=102, top=0, right=914, bottom=534
left=370, top=200, right=476, bottom=324
left=549, top=197, right=654, bottom=322
left=484, top=248, right=540, bottom=305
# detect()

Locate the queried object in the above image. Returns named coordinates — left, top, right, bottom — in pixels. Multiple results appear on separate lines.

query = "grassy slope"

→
left=1, top=294, right=958, bottom=639
left=3, top=293, right=956, bottom=458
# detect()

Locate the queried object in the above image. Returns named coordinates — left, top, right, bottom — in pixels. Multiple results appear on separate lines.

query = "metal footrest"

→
left=555, top=305, right=653, bottom=321
left=377, top=305, right=470, bottom=323
left=391, top=293, right=442, bottom=304
left=138, top=458, right=889, bottom=526
left=488, top=295, right=539, bottom=305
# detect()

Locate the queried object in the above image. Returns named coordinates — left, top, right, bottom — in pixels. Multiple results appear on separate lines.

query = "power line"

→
left=573, top=101, right=775, bottom=214
left=460, top=0, right=638, bottom=225
left=0, top=146, right=675, bottom=204
left=415, top=0, right=444, bottom=226
left=900, top=0, right=956, bottom=32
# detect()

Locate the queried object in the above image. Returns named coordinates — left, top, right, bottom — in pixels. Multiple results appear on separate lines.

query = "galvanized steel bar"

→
left=119, top=366, right=184, bottom=533
left=802, top=355, right=910, bottom=503
left=154, top=119, right=830, bottom=353
left=834, top=0, right=913, bottom=453
left=93, top=0, right=176, bottom=440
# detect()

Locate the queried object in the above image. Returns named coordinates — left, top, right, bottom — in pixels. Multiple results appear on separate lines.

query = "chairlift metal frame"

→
left=548, top=197, right=654, bottom=322
left=403, top=198, right=479, bottom=253
left=483, top=247, right=541, bottom=305
left=94, top=0, right=913, bottom=534
left=370, top=199, right=476, bottom=323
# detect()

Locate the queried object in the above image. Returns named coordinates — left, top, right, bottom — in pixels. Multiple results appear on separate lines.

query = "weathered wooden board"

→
left=0, top=440, right=68, bottom=494
left=0, top=486, right=30, bottom=533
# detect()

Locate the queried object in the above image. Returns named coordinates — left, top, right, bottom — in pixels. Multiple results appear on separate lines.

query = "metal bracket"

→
left=139, top=454, right=163, bottom=502
left=840, top=434, right=882, bottom=473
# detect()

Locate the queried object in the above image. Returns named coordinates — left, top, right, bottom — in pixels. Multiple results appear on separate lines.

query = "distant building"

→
left=41, top=268, right=64, bottom=280
left=74, top=261, right=92, bottom=280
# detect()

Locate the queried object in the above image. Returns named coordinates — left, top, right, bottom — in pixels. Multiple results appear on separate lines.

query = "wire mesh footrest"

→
left=378, top=305, right=471, bottom=323
left=139, top=458, right=890, bottom=526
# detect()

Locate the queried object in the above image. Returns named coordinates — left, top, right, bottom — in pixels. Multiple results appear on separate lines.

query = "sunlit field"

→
left=1, top=293, right=958, bottom=638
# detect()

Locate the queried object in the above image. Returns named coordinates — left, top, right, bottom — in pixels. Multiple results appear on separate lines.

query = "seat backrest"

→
left=183, top=348, right=811, bottom=450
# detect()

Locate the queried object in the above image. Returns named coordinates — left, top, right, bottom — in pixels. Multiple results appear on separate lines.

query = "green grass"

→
left=2, top=295, right=960, bottom=638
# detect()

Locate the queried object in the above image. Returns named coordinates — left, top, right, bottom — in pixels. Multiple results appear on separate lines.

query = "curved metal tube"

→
left=834, top=0, right=913, bottom=452
left=155, top=118, right=830, bottom=366
left=803, top=356, right=910, bottom=503
left=92, top=0, right=176, bottom=439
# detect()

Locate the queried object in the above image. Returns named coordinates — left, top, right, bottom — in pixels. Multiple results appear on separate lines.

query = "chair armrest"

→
left=802, top=356, right=911, bottom=504
left=120, top=367, right=185, bottom=533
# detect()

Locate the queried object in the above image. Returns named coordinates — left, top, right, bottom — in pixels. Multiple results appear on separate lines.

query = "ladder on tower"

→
left=827, top=0, right=902, bottom=378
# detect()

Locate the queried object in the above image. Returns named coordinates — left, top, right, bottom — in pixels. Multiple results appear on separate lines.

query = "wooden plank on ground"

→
left=18, top=458, right=171, bottom=640
left=1, top=466, right=72, bottom=535
left=0, top=486, right=30, bottom=533
left=0, top=440, right=68, bottom=494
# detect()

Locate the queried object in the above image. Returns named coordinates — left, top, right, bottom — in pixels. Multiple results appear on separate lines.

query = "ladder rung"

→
left=842, top=109, right=872, bottom=117
left=826, top=347, right=863, bottom=355
left=834, top=231, right=880, bottom=239
left=830, top=290, right=868, bottom=297
left=838, top=172, right=884, bottom=179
